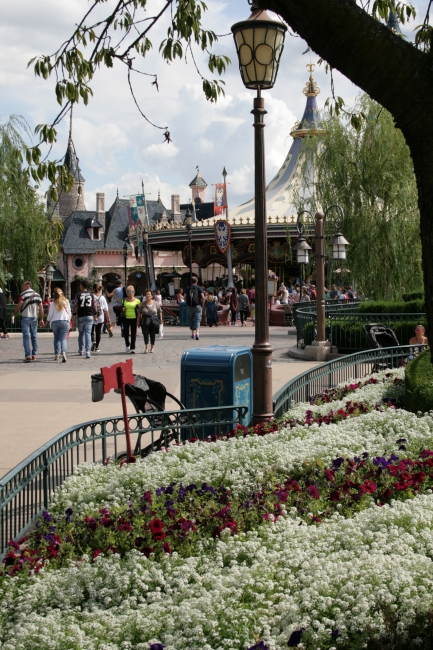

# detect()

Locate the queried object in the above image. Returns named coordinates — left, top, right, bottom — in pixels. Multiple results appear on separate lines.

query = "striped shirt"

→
left=19, top=289, right=42, bottom=318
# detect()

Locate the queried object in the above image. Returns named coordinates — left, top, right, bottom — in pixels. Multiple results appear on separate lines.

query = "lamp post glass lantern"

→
left=232, top=4, right=287, bottom=425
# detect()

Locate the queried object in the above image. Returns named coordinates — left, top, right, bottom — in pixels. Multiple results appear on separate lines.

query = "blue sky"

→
left=0, top=0, right=427, bottom=213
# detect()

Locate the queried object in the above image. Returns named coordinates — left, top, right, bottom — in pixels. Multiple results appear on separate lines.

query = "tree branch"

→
left=261, top=0, right=432, bottom=145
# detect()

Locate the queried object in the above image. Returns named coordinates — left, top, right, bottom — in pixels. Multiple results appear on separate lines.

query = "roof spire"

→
left=158, top=189, right=161, bottom=203
left=116, top=187, right=119, bottom=198
left=303, top=63, right=320, bottom=98
left=290, top=65, right=325, bottom=139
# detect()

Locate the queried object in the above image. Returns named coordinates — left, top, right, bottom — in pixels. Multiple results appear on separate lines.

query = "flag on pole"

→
left=214, top=183, right=227, bottom=216
left=129, top=195, right=145, bottom=225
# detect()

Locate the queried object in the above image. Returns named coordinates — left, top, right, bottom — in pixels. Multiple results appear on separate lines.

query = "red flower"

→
left=152, top=531, right=167, bottom=542
left=361, top=480, right=377, bottom=494
left=307, top=486, right=320, bottom=500
left=92, top=549, right=102, bottom=560
left=149, top=519, right=165, bottom=534
left=324, top=469, right=335, bottom=482
left=382, top=488, right=393, bottom=500
left=142, top=491, right=153, bottom=505
left=163, top=542, right=172, bottom=554
left=329, top=490, right=341, bottom=502
left=142, top=546, right=154, bottom=557
left=412, top=472, right=426, bottom=484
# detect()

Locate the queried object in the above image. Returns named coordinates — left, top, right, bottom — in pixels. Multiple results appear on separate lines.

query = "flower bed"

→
left=3, top=369, right=433, bottom=649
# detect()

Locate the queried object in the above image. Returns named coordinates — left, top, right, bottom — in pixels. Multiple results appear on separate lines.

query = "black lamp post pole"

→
left=143, top=232, right=149, bottom=290
left=251, top=86, right=273, bottom=424
left=187, top=228, right=193, bottom=282
left=123, top=246, right=128, bottom=286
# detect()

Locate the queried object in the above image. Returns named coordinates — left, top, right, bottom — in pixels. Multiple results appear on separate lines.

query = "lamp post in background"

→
left=296, top=207, right=349, bottom=359
left=293, top=230, right=311, bottom=304
left=184, top=208, right=193, bottom=282
left=142, top=229, right=150, bottom=289
left=232, top=2, right=287, bottom=424
left=122, top=243, right=128, bottom=286
left=45, top=263, right=55, bottom=298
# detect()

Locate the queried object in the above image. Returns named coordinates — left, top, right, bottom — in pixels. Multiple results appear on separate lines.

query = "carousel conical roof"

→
left=228, top=65, right=324, bottom=224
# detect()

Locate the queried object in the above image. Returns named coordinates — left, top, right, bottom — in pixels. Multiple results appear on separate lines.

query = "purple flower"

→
left=165, top=485, right=174, bottom=495
left=388, top=454, right=399, bottom=462
left=396, top=438, right=407, bottom=444
left=332, top=457, right=344, bottom=470
left=288, top=628, right=305, bottom=647
left=185, top=484, right=197, bottom=492
left=149, top=644, right=164, bottom=650
left=373, top=457, right=390, bottom=469
left=156, top=487, right=166, bottom=496
left=247, top=642, right=268, bottom=650
left=42, top=511, right=52, bottom=523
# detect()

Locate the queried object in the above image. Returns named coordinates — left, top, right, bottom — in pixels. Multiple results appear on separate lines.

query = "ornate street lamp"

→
left=293, top=230, right=312, bottom=301
left=232, top=2, right=287, bottom=425
left=122, top=243, right=128, bottom=286
left=184, top=207, right=193, bottom=283
left=296, top=206, right=349, bottom=350
left=44, top=263, right=55, bottom=297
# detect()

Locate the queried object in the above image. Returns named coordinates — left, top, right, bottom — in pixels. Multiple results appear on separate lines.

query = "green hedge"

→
left=357, top=299, right=425, bottom=314
left=303, top=317, right=427, bottom=349
left=405, top=350, right=433, bottom=414
left=402, top=290, right=424, bottom=302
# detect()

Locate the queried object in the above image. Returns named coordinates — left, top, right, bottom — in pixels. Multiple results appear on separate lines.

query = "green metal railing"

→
left=273, top=344, right=426, bottom=417
left=296, top=303, right=426, bottom=351
left=294, top=301, right=359, bottom=345
left=0, top=405, right=247, bottom=558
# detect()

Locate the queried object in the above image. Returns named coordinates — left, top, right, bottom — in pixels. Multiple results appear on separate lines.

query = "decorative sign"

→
left=268, top=279, right=278, bottom=296
left=214, top=220, right=231, bottom=255
left=214, top=183, right=227, bottom=215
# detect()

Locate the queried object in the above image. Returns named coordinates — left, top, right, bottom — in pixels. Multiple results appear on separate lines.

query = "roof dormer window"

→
left=85, top=216, right=103, bottom=241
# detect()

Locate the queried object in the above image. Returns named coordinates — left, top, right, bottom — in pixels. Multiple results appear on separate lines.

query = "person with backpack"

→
left=184, top=277, right=205, bottom=340
left=137, top=289, right=163, bottom=353
left=72, top=279, right=99, bottom=358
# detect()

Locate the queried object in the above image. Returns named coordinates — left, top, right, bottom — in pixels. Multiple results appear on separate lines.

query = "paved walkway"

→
left=0, top=324, right=320, bottom=477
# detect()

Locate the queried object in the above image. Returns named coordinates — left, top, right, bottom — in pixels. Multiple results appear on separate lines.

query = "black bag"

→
left=187, top=286, right=200, bottom=307
left=151, top=314, right=160, bottom=333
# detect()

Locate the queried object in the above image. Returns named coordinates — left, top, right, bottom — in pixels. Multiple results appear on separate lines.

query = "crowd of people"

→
left=5, top=276, right=429, bottom=362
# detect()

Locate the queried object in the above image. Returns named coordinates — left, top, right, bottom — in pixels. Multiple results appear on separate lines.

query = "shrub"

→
left=402, top=290, right=424, bottom=302
left=357, top=299, right=425, bottom=314
left=303, top=318, right=427, bottom=349
left=405, top=349, right=433, bottom=414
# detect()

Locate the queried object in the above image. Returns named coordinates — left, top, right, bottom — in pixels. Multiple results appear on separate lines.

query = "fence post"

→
left=42, top=450, right=49, bottom=510
left=101, top=423, right=107, bottom=463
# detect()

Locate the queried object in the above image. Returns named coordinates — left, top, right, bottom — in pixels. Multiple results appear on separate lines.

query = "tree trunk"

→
left=262, top=0, right=433, bottom=358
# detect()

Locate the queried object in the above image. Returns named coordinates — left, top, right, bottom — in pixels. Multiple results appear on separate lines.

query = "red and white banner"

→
left=214, top=183, right=227, bottom=216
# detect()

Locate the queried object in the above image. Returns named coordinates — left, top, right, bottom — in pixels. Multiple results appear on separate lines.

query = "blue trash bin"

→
left=179, top=301, right=189, bottom=326
left=181, top=345, right=252, bottom=437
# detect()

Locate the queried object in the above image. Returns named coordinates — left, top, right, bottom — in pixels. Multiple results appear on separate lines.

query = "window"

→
left=93, top=227, right=100, bottom=240
left=73, top=257, right=84, bottom=269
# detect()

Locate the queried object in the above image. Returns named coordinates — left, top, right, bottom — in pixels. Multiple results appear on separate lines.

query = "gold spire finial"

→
left=303, top=63, right=320, bottom=97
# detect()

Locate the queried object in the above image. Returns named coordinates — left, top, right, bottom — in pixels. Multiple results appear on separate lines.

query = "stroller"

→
left=91, top=373, right=192, bottom=460
left=161, top=305, right=180, bottom=325
left=363, top=323, right=400, bottom=369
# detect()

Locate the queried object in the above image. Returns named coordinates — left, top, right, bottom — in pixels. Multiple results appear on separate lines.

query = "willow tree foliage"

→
left=0, top=117, right=63, bottom=289
left=294, top=96, right=421, bottom=300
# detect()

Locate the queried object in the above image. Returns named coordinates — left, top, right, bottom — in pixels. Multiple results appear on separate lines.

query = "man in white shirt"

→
left=13, top=281, right=44, bottom=362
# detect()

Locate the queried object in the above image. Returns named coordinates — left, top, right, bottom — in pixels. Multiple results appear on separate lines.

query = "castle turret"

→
left=290, top=64, right=325, bottom=139
left=189, top=168, right=207, bottom=203
left=57, top=138, right=86, bottom=220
